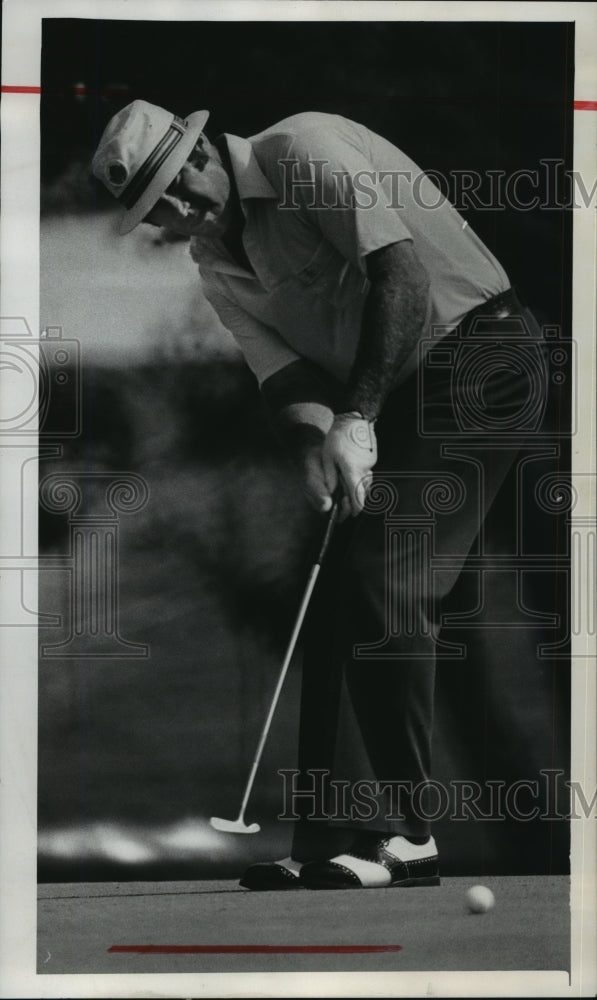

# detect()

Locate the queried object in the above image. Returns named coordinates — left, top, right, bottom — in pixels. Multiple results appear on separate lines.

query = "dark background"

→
left=38, top=18, right=573, bottom=880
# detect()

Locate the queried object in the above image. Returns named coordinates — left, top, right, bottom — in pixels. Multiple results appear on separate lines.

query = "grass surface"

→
left=38, top=875, right=570, bottom=976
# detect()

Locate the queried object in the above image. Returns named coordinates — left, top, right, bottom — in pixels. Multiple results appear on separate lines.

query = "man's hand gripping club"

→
left=320, top=412, right=378, bottom=519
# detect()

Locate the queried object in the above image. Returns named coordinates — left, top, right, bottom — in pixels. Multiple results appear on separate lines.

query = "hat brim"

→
left=119, top=109, right=210, bottom=234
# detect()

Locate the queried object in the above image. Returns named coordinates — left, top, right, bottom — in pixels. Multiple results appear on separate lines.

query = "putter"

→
left=210, top=495, right=341, bottom=834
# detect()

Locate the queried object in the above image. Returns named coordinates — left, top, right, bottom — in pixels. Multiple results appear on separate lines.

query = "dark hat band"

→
left=118, top=116, right=189, bottom=210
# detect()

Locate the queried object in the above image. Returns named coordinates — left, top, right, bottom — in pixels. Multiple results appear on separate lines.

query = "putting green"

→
left=37, top=875, right=569, bottom=975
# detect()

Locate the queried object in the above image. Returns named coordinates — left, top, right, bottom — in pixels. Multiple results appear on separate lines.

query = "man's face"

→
left=144, top=142, right=233, bottom=239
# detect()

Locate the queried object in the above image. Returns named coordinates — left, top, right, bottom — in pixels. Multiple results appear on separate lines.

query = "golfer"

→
left=92, top=101, right=546, bottom=890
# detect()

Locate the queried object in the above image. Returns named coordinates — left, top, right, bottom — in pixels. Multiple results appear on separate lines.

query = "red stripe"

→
left=1, top=87, right=596, bottom=108
left=109, top=944, right=402, bottom=954
left=2, top=87, right=593, bottom=108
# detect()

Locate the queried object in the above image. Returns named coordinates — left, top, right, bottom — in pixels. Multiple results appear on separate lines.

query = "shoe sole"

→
left=301, top=874, right=441, bottom=890
left=391, top=875, right=440, bottom=887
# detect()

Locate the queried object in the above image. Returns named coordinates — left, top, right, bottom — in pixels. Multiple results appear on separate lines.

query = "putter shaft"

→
left=213, top=499, right=340, bottom=833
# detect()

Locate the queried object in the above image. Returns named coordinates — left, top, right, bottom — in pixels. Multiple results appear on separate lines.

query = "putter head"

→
left=210, top=816, right=260, bottom=835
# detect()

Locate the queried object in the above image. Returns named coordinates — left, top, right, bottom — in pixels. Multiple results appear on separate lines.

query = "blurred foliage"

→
left=39, top=358, right=317, bottom=637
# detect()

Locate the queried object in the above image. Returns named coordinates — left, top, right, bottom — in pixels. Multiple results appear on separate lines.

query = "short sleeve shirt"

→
left=192, top=112, right=509, bottom=385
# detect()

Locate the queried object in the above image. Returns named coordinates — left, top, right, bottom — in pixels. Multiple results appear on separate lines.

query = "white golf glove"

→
left=322, top=412, right=378, bottom=517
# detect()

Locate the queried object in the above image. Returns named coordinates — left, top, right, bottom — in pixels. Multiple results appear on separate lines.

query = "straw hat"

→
left=92, top=100, right=209, bottom=233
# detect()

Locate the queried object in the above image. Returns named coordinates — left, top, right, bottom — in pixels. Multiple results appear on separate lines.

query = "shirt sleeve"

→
left=280, top=120, right=413, bottom=271
left=202, top=277, right=301, bottom=385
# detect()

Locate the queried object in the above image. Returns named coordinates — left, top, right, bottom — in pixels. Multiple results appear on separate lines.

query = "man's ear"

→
left=189, top=134, right=211, bottom=169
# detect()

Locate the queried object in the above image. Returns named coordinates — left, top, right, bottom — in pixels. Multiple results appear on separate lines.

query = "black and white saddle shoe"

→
left=239, top=856, right=304, bottom=890
left=299, top=832, right=440, bottom=889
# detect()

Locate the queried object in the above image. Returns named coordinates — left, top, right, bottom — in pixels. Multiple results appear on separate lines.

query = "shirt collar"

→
left=189, top=135, right=278, bottom=280
left=220, top=133, right=278, bottom=202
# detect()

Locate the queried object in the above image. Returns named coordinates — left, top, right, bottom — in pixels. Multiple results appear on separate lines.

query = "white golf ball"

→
left=466, top=884, right=495, bottom=913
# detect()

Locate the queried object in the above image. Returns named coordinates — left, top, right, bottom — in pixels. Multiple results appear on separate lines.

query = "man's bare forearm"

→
left=346, top=241, right=430, bottom=421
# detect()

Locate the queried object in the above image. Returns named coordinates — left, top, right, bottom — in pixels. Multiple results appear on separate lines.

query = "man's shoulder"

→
left=250, top=110, right=344, bottom=137
left=248, top=112, right=409, bottom=175
left=249, top=111, right=363, bottom=153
